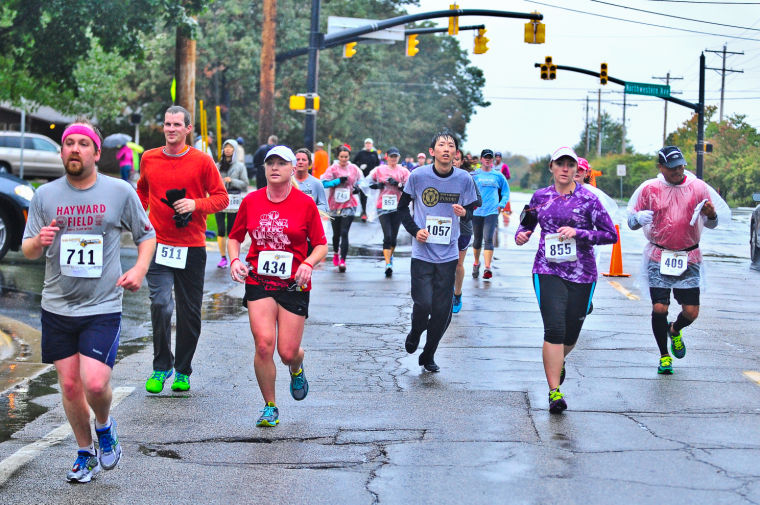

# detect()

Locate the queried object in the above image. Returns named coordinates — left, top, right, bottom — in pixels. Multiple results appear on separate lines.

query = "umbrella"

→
left=103, top=133, right=132, bottom=148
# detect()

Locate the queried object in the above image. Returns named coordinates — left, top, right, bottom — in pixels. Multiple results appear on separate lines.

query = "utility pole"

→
left=258, top=0, right=277, bottom=145
left=303, top=0, right=322, bottom=151
left=175, top=23, right=196, bottom=143
left=653, top=72, right=683, bottom=145
left=705, top=44, right=743, bottom=122
left=610, top=94, right=637, bottom=154
left=585, top=96, right=590, bottom=156
left=621, top=92, right=627, bottom=154
left=596, top=89, right=602, bottom=157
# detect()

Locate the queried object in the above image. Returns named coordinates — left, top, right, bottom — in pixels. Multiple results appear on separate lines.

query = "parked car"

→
left=0, top=131, right=64, bottom=179
left=0, top=172, right=34, bottom=260
left=751, top=194, right=760, bottom=263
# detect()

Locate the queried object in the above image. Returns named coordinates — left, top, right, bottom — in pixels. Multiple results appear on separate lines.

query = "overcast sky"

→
left=405, top=0, right=760, bottom=160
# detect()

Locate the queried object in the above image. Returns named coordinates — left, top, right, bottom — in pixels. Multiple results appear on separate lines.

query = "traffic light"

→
left=344, top=42, right=357, bottom=58
left=543, top=56, right=556, bottom=80
left=600, top=63, right=608, bottom=85
left=406, top=34, right=419, bottom=57
left=448, top=3, right=459, bottom=35
left=524, top=16, right=545, bottom=44
left=474, top=28, right=489, bottom=54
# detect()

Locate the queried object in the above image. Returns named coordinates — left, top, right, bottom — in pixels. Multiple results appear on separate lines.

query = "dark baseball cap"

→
left=480, top=149, right=494, bottom=158
left=387, top=147, right=400, bottom=156
left=658, top=146, right=687, bottom=169
left=494, top=151, right=502, bottom=157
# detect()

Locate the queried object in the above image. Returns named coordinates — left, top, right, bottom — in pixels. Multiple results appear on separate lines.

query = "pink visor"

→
left=61, top=124, right=101, bottom=151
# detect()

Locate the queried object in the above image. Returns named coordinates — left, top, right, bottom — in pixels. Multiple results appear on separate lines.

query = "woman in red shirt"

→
left=228, top=146, right=327, bottom=428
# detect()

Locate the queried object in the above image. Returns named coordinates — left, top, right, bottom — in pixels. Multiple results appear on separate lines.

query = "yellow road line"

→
left=607, top=280, right=640, bottom=300
left=743, top=371, right=760, bottom=386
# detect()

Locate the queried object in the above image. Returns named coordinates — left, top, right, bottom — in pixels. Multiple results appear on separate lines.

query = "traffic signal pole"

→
left=405, top=24, right=485, bottom=35
left=297, top=4, right=543, bottom=151
left=535, top=57, right=706, bottom=179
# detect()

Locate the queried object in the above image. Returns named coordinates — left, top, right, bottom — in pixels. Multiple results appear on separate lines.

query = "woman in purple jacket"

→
left=515, top=146, right=617, bottom=414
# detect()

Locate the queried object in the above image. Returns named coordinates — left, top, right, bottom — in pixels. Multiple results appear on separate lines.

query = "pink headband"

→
left=61, top=124, right=101, bottom=151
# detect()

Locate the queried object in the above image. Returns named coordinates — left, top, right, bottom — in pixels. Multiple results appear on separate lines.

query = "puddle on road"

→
left=0, top=252, right=245, bottom=443
left=0, top=369, right=57, bottom=442
left=202, top=292, right=246, bottom=321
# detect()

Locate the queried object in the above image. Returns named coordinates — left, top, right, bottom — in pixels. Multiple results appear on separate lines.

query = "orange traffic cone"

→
left=602, top=224, right=630, bottom=277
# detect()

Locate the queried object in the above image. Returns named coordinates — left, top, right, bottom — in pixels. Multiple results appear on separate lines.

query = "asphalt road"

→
left=0, top=191, right=759, bottom=504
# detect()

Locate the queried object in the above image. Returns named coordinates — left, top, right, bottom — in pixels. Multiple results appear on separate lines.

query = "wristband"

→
left=302, top=261, right=314, bottom=269
left=230, top=258, right=242, bottom=266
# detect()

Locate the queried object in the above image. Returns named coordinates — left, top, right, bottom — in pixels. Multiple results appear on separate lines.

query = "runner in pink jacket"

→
left=368, top=147, right=410, bottom=276
left=627, top=146, right=730, bottom=375
left=320, top=145, right=363, bottom=271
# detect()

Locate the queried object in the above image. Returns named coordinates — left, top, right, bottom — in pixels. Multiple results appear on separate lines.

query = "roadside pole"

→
left=304, top=0, right=321, bottom=151
left=696, top=52, right=705, bottom=179
left=617, top=164, right=626, bottom=200
left=19, top=102, right=25, bottom=179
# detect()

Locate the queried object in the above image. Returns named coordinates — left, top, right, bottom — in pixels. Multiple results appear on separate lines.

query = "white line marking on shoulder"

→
left=0, top=386, right=134, bottom=485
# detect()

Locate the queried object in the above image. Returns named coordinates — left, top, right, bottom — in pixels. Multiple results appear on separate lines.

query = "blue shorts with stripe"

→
left=40, top=309, right=121, bottom=368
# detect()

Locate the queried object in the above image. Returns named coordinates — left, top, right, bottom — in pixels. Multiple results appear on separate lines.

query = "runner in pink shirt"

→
left=368, top=147, right=410, bottom=276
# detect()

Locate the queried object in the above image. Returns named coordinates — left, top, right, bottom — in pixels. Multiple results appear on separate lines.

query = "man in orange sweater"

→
left=137, top=105, right=228, bottom=394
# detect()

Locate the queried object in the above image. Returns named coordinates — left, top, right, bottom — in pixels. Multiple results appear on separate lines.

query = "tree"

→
left=187, top=0, right=488, bottom=154
left=0, top=0, right=209, bottom=111
left=575, top=112, right=630, bottom=158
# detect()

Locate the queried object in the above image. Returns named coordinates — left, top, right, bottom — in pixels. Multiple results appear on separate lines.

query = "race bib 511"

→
left=155, top=243, right=188, bottom=269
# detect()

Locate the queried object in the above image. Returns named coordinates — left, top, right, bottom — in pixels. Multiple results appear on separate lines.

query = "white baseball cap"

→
left=550, top=146, right=579, bottom=163
left=364, top=138, right=373, bottom=144
left=264, top=145, right=296, bottom=164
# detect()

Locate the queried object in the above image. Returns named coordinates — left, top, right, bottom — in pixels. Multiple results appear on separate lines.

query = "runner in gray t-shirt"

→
left=397, top=130, right=478, bottom=373
left=295, top=148, right=328, bottom=213
left=24, top=175, right=155, bottom=315
left=21, top=120, right=156, bottom=483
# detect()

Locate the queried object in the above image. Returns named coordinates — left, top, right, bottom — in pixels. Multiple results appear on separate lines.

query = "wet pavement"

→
left=0, top=191, right=759, bottom=504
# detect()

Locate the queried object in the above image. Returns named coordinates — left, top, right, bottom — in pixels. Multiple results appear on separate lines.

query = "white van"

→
left=0, top=131, right=64, bottom=179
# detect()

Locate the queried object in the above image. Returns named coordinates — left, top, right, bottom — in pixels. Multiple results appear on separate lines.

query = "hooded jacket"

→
left=217, top=139, right=249, bottom=194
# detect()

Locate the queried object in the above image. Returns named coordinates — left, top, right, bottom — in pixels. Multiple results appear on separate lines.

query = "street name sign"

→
left=624, top=82, right=670, bottom=98
left=327, top=16, right=405, bottom=41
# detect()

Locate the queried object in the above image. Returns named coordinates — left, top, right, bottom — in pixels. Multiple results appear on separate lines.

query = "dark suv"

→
left=0, top=172, right=34, bottom=260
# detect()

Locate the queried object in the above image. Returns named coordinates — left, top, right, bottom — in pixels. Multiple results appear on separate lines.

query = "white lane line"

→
left=0, top=386, right=134, bottom=486
left=743, top=371, right=760, bottom=387
left=607, top=280, right=641, bottom=300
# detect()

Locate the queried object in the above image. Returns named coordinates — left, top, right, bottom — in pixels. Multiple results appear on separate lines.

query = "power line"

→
left=647, top=1, right=760, bottom=4
left=705, top=44, right=744, bottom=121
left=591, top=0, right=760, bottom=31
left=653, top=73, right=684, bottom=144
left=483, top=95, right=760, bottom=101
left=524, top=0, right=760, bottom=41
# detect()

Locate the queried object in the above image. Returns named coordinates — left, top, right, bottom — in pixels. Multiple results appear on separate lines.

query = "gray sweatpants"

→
left=146, top=247, right=206, bottom=375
